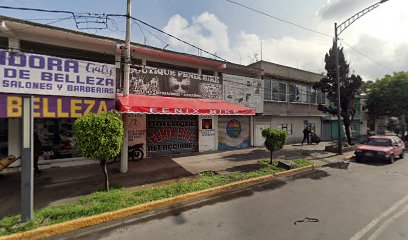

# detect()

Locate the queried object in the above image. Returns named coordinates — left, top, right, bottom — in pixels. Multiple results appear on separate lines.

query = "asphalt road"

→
left=56, top=156, right=408, bottom=240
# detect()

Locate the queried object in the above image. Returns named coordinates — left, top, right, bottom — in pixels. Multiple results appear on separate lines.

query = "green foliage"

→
left=0, top=161, right=312, bottom=237
left=291, top=159, right=312, bottom=168
left=367, top=72, right=408, bottom=119
left=261, top=128, right=287, bottom=152
left=74, top=111, right=123, bottom=161
left=313, top=41, right=363, bottom=144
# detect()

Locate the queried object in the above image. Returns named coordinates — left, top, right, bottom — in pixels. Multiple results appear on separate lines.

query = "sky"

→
left=0, top=0, right=406, bottom=81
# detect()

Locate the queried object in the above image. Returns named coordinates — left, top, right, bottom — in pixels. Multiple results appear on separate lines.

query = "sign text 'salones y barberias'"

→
left=0, top=50, right=116, bottom=99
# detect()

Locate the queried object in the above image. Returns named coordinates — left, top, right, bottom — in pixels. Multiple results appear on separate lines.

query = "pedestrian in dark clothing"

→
left=302, top=127, right=312, bottom=145
left=34, top=132, right=42, bottom=175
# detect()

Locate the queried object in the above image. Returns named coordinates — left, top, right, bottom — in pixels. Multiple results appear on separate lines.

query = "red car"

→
left=354, top=136, right=405, bottom=164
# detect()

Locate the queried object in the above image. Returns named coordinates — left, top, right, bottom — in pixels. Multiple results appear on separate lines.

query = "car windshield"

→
left=366, top=138, right=392, bottom=147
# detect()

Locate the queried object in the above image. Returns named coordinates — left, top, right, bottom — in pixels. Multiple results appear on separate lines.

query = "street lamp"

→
left=334, top=0, right=391, bottom=155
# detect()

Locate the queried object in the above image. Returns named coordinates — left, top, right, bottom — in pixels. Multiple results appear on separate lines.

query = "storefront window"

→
left=34, top=119, right=76, bottom=160
left=0, top=119, right=7, bottom=157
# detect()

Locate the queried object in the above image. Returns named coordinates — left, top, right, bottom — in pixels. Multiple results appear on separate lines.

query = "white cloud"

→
left=318, top=0, right=374, bottom=21
left=162, top=8, right=407, bottom=81
left=163, top=12, right=230, bottom=56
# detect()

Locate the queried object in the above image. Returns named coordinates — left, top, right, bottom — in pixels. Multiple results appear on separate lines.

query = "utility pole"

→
left=21, top=96, right=34, bottom=222
left=334, top=23, right=342, bottom=155
left=121, top=0, right=131, bottom=173
left=333, top=0, right=391, bottom=155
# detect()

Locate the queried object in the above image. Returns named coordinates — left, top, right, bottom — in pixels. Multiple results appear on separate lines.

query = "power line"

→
left=225, top=0, right=394, bottom=75
left=129, top=16, right=229, bottom=62
left=339, top=40, right=395, bottom=72
left=0, top=16, right=75, bottom=33
left=0, top=5, right=228, bottom=62
left=225, top=0, right=333, bottom=39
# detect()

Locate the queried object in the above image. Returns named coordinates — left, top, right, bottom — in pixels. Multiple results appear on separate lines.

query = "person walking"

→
left=302, top=127, right=312, bottom=145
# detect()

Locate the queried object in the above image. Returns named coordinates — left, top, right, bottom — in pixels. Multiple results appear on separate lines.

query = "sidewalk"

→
left=0, top=142, right=352, bottom=218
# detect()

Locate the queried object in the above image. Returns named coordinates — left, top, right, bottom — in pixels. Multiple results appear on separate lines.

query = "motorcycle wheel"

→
left=130, top=149, right=144, bottom=161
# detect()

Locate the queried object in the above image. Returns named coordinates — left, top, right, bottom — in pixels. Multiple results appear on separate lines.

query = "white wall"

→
left=198, top=115, right=218, bottom=152
left=254, top=116, right=322, bottom=144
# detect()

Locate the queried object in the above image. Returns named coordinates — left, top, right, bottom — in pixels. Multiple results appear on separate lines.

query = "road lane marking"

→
left=349, top=193, right=408, bottom=240
left=367, top=201, right=408, bottom=240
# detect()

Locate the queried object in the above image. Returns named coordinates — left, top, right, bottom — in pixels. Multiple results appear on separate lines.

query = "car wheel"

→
left=355, top=156, right=362, bottom=162
left=399, top=151, right=405, bottom=159
left=388, top=155, right=395, bottom=164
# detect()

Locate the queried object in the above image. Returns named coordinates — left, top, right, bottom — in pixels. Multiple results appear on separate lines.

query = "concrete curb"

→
left=342, top=154, right=354, bottom=161
left=0, top=165, right=315, bottom=240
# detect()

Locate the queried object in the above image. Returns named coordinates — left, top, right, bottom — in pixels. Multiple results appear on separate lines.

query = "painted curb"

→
left=0, top=165, right=315, bottom=240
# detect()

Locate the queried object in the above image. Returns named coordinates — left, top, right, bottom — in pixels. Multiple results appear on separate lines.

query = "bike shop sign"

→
left=0, top=50, right=116, bottom=99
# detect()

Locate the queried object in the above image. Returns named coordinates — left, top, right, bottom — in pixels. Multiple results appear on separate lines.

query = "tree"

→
left=261, top=128, right=287, bottom=164
left=367, top=72, right=408, bottom=137
left=74, top=111, right=124, bottom=191
left=313, top=41, right=363, bottom=145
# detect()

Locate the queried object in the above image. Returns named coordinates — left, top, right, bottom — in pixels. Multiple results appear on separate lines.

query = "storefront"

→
left=0, top=49, right=116, bottom=163
left=117, top=94, right=255, bottom=156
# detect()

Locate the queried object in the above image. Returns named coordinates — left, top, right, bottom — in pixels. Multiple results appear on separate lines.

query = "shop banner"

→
left=223, top=74, right=263, bottom=113
left=146, top=115, right=198, bottom=156
left=0, top=50, right=116, bottom=99
left=218, top=116, right=250, bottom=150
left=127, top=114, right=146, bottom=151
left=129, top=64, right=222, bottom=99
left=0, top=93, right=115, bottom=118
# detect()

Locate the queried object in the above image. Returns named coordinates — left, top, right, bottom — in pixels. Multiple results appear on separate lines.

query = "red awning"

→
left=117, top=95, right=256, bottom=115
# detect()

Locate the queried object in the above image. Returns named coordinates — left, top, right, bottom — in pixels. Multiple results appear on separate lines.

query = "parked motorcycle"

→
left=107, top=143, right=144, bottom=164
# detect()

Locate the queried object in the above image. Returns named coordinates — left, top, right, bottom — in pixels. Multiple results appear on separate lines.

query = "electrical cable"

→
left=225, top=0, right=333, bottom=39
left=339, top=39, right=395, bottom=72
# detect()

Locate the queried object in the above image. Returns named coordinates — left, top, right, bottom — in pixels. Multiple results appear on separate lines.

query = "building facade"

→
left=0, top=16, right=119, bottom=166
left=249, top=61, right=327, bottom=145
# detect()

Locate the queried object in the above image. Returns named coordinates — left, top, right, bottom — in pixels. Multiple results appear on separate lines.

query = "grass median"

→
left=0, top=159, right=312, bottom=237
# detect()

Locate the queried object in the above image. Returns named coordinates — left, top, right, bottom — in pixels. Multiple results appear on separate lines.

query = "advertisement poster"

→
left=129, top=64, right=222, bottom=99
left=0, top=93, right=115, bottom=118
left=0, top=49, right=116, bottom=99
left=218, top=116, right=250, bottom=150
left=127, top=114, right=146, bottom=150
left=201, top=118, right=215, bottom=137
left=146, top=115, right=198, bottom=156
left=223, top=74, right=263, bottom=113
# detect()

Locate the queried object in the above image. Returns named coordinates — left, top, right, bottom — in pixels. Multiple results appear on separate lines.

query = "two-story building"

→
left=248, top=61, right=328, bottom=145
left=0, top=16, right=264, bottom=168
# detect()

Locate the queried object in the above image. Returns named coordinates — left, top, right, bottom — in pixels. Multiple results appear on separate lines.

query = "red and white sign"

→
left=117, top=94, right=255, bottom=116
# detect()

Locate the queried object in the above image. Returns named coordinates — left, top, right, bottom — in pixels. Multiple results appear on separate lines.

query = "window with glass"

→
left=34, top=119, right=76, bottom=160
left=0, top=119, right=8, bottom=157
left=316, top=90, right=327, bottom=104
left=264, top=79, right=287, bottom=102
left=310, top=89, right=317, bottom=104
left=289, top=84, right=300, bottom=102
left=290, top=84, right=308, bottom=103
left=278, top=123, right=293, bottom=135
left=264, top=79, right=272, bottom=100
